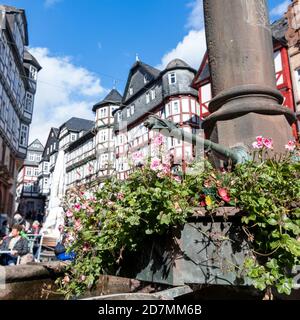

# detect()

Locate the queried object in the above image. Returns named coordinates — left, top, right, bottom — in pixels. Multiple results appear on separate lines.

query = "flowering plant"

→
left=57, top=136, right=300, bottom=299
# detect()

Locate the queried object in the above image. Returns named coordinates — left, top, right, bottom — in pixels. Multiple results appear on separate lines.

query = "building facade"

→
left=286, top=0, right=300, bottom=124
left=192, top=15, right=299, bottom=137
left=16, top=139, right=44, bottom=218
left=93, top=89, right=122, bottom=182
left=55, top=117, right=95, bottom=193
left=113, top=59, right=201, bottom=179
left=0, top=5, right=40, bottom=219
left=37, top=127, right=59, bottom=211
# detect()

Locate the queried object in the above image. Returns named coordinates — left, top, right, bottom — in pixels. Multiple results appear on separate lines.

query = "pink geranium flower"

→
left=252, top=136, right=273, bottom=150
left=74, top=219, right=82, bottom=231
left=74, top=203, right=81, bottom=212
left=218, top=188, right=231, bottom=203
left=262, top=138, right=273, bottom=149
left=252, top=136, right=263, bottom=149
left=285, top=140, right=296, bottom=152
left=66, top=210, right=73, bottom=218
left=117, top=192, right=124, bottom=200
left=153, top=134, right=164, bottom=147
left=150, top=157, right=161, bottom=171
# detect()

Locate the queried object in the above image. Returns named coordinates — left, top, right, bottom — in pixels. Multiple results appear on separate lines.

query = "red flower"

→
left=218, top=188, right=231, bottom=203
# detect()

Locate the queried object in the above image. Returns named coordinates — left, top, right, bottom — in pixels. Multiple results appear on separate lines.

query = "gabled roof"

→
left=271, top=17, right=288, bottom=44
left=41, top=127, right=59, bottom=161
left=24, top=49, right=42, bottom=71
left=122, top=61, right=161, bottom=103
left=92, top=89, right=123, bottom=112
left=0, top=5, right=29, bottom=45
left=28, top=139, right=44, bottom=152
left=60, top=117, right=94, bottom=132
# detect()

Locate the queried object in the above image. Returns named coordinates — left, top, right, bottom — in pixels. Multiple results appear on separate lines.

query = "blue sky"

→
left=1, top=0, right=290, bottom=144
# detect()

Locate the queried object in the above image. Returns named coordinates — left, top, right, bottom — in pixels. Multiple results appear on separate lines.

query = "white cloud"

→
left=28, top=47, right=107, bottom=145
left=186, top=0, right=204, bottom=31
left=158, top=29, right=206, bottom=70
left=157, top=0, right=206, bottom=70
left=270, top=0, right=290, bottom=18
left=44, top=0, right=62, bottom=8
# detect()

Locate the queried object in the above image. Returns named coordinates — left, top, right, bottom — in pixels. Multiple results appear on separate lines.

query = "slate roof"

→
left=60, top=117, right=95, bottom=132
left=271, top=17, right=288, bottom=44
left=92, top=89, right=123, bottom=112
left=27, top=139, right=44, bottom=152
left=165, top=59, right=191, bottom=70
left=24, top=49, right=42, bottom=71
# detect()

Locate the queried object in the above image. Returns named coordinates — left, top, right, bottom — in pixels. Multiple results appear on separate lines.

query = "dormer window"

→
left=144, top=74, right=150, bottom=84
left=129, top=86, right=133, bottom=95
left=29, top=65, right=38, bottom=81
left=168, top=72, right=176, bottom=85
left=70, top=133, right=77, bottom=142
left=146, top=92, right=150, bottom=104
left=130, top=104, right=135, bottom=115
left=151, top=89, right=156, bottom=100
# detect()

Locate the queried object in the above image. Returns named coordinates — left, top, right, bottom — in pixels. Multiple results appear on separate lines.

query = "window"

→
left=129, top=86, right=133, bottom=95
left=130, top=104, right=135, bottom=116
left=127, top=107, right=131, bottom=118
left=44, top=162, right=49, bottom=172
left=70, top=133, right=77, bottom=142
left=173, top=101, right=179, bottom=114
left=25, top=92, right=33, bottom=113
left=44, top=178, right=48, bottom=186
left=29, top=65, right=37, bottom=81
left=26, top=167, right=33, bottom=176
left=146, top=92, right=150, bottom=104
left=151, top=89, right=156, bottom=100
left=47, top=147, right=49, bottom=155
left=20, top=124, right=28, bottom=147
left=295, top=69, right=300, bottom=97
left=117, top=111, right=122, bottom=121
left=99, top=130, right=107, bottom=142
left=53, top=142, right=56, bottom=149
left=100, top=107, right=107, bottom=118
left=100, top=153, right=109, bottom=168
left=28, top=153, right=34, bottom=161
left=36, top=155, right=41, bottom=162
left=168, top=72, right=176, bottom=85
left=34, top=168, right=39, bottom=176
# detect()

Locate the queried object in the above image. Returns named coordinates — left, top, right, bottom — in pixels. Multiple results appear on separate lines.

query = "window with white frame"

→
left=47, top=147, right=49, bottom=155
left=172, top=101, right=179, bottom=114
left=99, top=130, right=107, bottom=142
left=129, top=86, right=133, bottom=95
left=36, top=154, right=41, bottom=162
left=151, top=89, right=156, bottom=100
left=44, top=178, right=48, bottom=186
left=44, top=162, right=49, bottom=172
left=127, top=107, right=131, bottom=118
left=34, top=168, right=39, bottom=176
left=117, top=111, right=122, bottom=121
left=100, top=153, right=109, bottom=168
left=28, top=153, right=34, bottom=161
left=146, top=92, right=150, bottom=104
left=20, top=124, right=28, bottom=146
left=29, top=65, right=38, bottom=81
left=25, top=167, right=33, bottom=176
left=25, top=92, right=33, bottom=113
left=168, top=72, right=176, bottom=85
left=130, top=104, right=135, bottom=115
left=295, top=68, right=300, bottom=99
left=70, top=133, right=77, bottom=142
left=100, top=107, right=107, bottom=118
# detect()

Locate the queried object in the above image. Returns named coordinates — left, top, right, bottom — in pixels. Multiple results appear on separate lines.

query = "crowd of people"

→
left=0, top=212, right=74, bottom=266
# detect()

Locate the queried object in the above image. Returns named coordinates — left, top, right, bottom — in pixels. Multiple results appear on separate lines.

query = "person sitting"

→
left=0, top=225, right=29, bottom=266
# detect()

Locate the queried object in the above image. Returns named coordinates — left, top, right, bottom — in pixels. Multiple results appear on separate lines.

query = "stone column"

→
left=203, top=0, right=296, bottom=153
